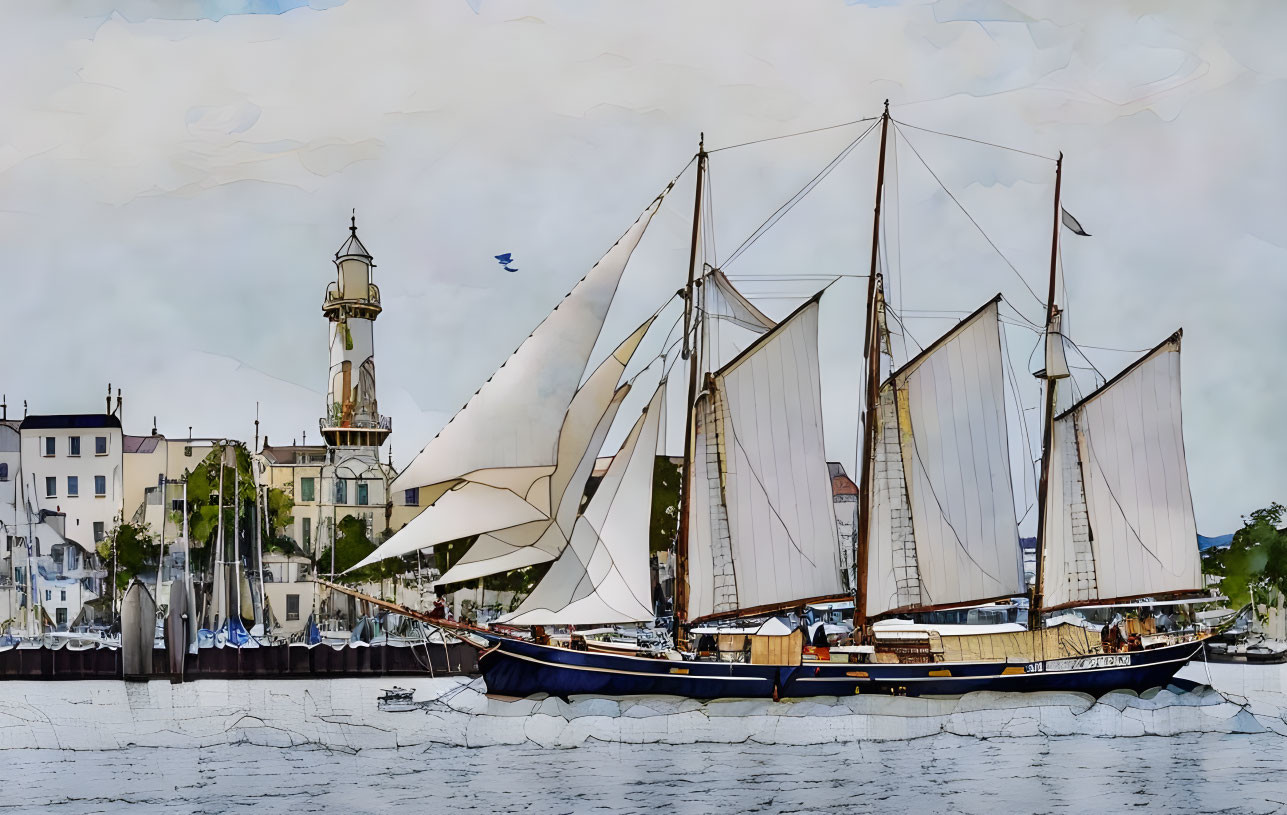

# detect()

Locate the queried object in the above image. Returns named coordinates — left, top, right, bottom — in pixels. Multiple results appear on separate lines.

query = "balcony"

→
left=322, top=281, right=382, bottom=319
left=319, top=412, right=391, bottom=449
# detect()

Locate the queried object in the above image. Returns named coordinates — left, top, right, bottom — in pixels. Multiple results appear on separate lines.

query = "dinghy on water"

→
left=358, top=103, right=1211, bottom=699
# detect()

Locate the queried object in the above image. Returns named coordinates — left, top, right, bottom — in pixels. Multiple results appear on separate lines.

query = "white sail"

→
left=705, top=268, right=776, bottom=333
left=686, top=389, right=739, bottom=620
left=1040, top=333, right=1201, bottom=609
left=694, top=297, right=842, bottom=617
left=864, top=299, right=1024, bottom=618
left=347, top=482, right=548, bottom=571
left=392, top=198, right=661, bottom=495
left=352, top=319, right=651, bottom=574
left=499, top=384, right=665, bottom=625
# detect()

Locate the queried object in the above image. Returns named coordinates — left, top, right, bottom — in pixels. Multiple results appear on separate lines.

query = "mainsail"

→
left=391, top=197, right=662, bottom=497
left=1039, top=332, right=1201, bottom=610
left=864, top=297, right=1024, bottom=619
left=686, top=295, right=843, bottom=621
left=498, top=383, right=665, bottom=625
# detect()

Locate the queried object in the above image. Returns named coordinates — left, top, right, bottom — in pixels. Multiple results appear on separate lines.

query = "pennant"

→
left=1061, top=208, right=1090, bottom=237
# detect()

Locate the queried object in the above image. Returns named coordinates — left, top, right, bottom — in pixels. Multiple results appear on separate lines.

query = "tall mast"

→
left=853, top=101, right=891, bottom=638
left=673, top=136, right=707, bottom=641
left=1031, top=152, right=1063, bottom=627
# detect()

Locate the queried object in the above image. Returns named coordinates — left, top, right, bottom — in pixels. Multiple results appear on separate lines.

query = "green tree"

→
left=1203, top=502, right=1287, bottom=611
left=650, top=455, right=681, bottom=554
left=97, top=521, right=159, bottom=592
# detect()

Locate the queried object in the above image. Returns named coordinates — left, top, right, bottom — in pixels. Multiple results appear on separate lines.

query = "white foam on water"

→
left=0, top=662, right=1280, bottom=751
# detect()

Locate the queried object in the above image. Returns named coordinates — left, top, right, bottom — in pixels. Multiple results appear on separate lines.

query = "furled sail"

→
left=499, top=383, right=665, bottom=625
left=864, top=297, right=1024, bottom=619
left=1039, top=332, right=1201, bottom=610
left=349, top=318, right=652, bottom=573
left=688, top=295, right=843, bottom=621
left=392, top=198, right=662, bottom=496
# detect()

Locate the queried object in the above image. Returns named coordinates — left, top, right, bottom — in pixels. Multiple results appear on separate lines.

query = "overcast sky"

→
left=1, top=1, right=1283, bottom=535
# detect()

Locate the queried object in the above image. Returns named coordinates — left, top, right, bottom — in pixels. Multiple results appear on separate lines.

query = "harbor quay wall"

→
left=0, top=663, right=1280, bottom=751
left=0, top=642, right=477, bottom=681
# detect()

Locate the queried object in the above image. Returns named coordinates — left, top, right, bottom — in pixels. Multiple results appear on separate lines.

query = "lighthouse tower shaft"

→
left=321, top=216, right=392, bottom=450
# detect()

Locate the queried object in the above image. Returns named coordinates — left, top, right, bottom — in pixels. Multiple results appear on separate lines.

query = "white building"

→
left=19, top=413, right=124, bottom=554
left=0, top=413, right=110, bottom=631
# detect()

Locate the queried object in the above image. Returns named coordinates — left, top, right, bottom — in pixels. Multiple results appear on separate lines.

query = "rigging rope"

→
left=892, top=119, right=1058, bottom=162
left=893, top=123, right=1047, bottom=310
left=722, top=119, right=881, bottom=269
left=708, top=116, right=879, bottom=153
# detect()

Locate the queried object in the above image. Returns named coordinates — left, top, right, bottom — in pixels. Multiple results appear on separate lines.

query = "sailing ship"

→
left=357, top=104, right=1210, bottom=699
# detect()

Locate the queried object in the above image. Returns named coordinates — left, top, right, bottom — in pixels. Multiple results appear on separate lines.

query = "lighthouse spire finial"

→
left=351, top=208, right=357, bottom=234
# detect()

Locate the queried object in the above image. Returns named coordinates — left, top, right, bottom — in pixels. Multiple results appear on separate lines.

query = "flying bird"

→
left=494, top=252, right=519, bottom=272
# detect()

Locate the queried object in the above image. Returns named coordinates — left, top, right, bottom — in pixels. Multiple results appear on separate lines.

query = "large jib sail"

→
left=865, top=297, right=1024, bottom=619
left=1039, top=332, right=1202, bottom=611
left=687, top=295, right=844, bottom=622
left=348, top=199, right=664, bottom=572
left=392, top=197, right=661, bottom=497
left=499, top=383, right=666, bottom=625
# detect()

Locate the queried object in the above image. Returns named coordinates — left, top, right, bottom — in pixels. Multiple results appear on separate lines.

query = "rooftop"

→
left=20, top=414, right=122, bottom=431
left=122, top=435, right=161, bottom=454
left=335, top=212, right=372, bottom=261
left=260, top=442, right=327, bottom=465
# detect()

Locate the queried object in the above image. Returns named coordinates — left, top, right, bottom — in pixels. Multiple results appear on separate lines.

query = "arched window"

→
left=0, top=462, right=8, bottom=481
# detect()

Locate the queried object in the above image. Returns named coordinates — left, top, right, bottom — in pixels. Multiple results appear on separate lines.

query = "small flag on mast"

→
left=1061, top=207, right=1090, bottom=236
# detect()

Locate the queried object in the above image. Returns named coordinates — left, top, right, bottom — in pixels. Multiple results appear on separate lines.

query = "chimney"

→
left=115, top=388, right=122, bottom=421
left=1, top=394, right=6, bottom=421
left=151, top=416, right=158, bottom=436
left=106, top=383, right=112, bottom=415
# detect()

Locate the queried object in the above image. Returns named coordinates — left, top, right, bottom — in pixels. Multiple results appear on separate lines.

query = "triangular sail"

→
left=432, top=383, right=630, bottom=585
left=864, top=298, right=1024, bottom=619
left=705, top=268, right=776, bottom=333
left=688, top=296, right=843, bottom=620
left=499, top=383, right=665, bottom=625
left=392, top=198, right=662, bottom=496
left=1040, top=333, right=1201, bottom=610
left=351, top=318, right=651, bottom=573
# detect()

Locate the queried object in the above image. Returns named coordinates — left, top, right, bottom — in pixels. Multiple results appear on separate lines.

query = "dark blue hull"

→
left=478, top=635, right=1206, bottom=700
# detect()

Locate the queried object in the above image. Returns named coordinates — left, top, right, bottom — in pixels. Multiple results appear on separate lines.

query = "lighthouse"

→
left=320, top=213, right=392, bottom=450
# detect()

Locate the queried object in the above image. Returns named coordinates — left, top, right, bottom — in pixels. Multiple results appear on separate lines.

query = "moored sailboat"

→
left=363, top=104, right=1210, bottom=699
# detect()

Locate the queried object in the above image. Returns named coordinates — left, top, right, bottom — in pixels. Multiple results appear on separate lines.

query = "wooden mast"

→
left=1031, top=152, right=1063, bottom=628
left=854, top=101, right=891, bottom=639
left=673, top=136, right=707, bottom=642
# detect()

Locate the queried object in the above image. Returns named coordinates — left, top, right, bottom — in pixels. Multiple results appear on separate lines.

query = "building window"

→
left=93, top=522, right=105, bottom=542
left=300, top=477, right=315, bottom=502
left=45, top=477, right=56, bottom=498
left=94, top=475, right=106, bottom=497
left=357, top=482, right=368, bottom=506
left=69, top=436, right=81, bottom=457
left=56, top=607, right=67, bottom=627
left=404, top=487, right=418, bottom=506
left=67, top=476, right=78, bottom=497
left=335, top=479, right=347, bottom=504
left=44, top=590, right=50, bottom=601
left=95, top=436, right=107, bottom=456
left=60, top=590, right=66, bottom=602
left=286, top=594, right=300, bottom=621
left=0, top=463, right=8, bottom=482
left=302, top=517, right=312, bottom=547
left=44, top=437, right=55, bottom=457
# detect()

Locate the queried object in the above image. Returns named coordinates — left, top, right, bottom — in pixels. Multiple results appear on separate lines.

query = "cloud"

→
left=0, top=0, right=1282, bottom=534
